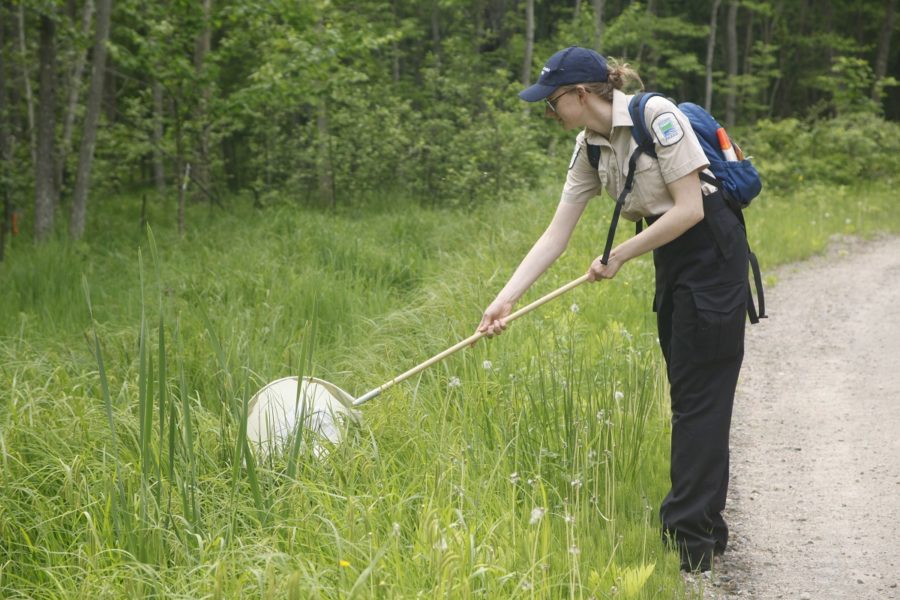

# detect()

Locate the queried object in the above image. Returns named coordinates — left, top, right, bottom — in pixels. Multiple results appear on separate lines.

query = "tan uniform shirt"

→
left=561, top=89, right=715, bottom=221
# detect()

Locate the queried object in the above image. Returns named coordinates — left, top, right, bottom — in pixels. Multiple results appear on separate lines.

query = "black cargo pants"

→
left=650, top=191, right=749, bottom=572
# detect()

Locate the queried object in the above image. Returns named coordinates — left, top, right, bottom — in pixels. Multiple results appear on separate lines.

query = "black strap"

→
left=747, top=250, right=766, bottom=324
left=699, top=171, right=719, bottom=187
left=710, top=182, right=767, bottom=324
left=586, top=144, right=601, bottom=170
left=601, top=145, right=645, bottom=265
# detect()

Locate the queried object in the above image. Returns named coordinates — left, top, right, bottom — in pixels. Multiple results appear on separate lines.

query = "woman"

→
left=477, top=46, right=750, bottom=573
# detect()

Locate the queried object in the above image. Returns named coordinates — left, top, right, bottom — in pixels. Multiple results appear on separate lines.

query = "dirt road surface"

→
left=709, top=236, right=900, bottom=599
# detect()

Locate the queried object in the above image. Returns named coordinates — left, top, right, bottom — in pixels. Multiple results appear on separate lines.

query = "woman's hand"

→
left=476, top=299, right=514, bottom=339
left=587, top=252, right=624, bottom=282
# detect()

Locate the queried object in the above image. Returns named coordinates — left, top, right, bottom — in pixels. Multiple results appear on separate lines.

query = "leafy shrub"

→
left=741, top=113, right=900, bottom=192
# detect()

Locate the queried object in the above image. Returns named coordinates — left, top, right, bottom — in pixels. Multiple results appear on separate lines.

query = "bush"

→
left=741, top=113, right=900, bottom=193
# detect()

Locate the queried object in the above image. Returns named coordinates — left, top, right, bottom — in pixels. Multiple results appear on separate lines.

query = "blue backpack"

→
left=628, top=92, right=762, bottom=207
left=596, top=91, right=766, bottom=323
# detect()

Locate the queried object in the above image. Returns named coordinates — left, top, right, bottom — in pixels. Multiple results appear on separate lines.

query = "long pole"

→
left=352, top=274, right=591, bottom=407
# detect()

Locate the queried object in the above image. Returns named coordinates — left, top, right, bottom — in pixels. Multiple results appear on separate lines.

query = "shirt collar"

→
left=610, top=89, right=634, bottom=129
left=583, top=89, right=634, bottom=145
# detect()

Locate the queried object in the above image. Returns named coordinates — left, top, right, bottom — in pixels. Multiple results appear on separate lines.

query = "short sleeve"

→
left=643, top=97, right=709, bottom=184
left=560, top=133, right=602, bottom=204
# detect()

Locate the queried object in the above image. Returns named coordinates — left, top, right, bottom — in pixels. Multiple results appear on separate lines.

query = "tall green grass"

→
left=1, top=178, right=899, bottom=598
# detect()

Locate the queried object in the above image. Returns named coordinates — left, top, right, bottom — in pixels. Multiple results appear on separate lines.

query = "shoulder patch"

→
left=650, top=112, right=684, bottom=146
left=568, top=144, right=582, bottom=170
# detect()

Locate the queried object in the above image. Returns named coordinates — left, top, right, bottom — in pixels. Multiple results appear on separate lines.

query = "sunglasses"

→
left=546, top=88, right=575, bottom=113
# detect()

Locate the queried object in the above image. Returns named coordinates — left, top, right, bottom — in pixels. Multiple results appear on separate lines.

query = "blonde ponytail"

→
left=582, top=59, right=644, bottom=100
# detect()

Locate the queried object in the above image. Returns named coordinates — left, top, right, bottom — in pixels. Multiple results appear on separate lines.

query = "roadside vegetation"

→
left=2, top=111, right=900, bottom=597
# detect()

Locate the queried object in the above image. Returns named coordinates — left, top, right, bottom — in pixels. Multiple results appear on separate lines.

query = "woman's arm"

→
left=477, top=199, right=589, bottom=337
left=587, top=168, right=705, bottom=281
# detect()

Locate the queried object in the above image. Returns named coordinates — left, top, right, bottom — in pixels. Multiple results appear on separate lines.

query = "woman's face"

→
left=545, top=87, right=583, bottom=130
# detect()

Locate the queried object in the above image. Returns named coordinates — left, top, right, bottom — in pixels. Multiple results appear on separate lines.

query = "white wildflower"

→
left=529, top=507, right=545, bottom=525
left=570, top=303, right=580, bottom=314
left=434, top=536, right=448, bottom=552
left=564, top=513, right=575, bottom=524
left=614, top=390, right=624, bottom=402
left=509, top=472, right=520, bottom=485
left=392, top=522, right=401, bottom=536
left=448, top=376, right=461, bottom=388
left=596, top=409, right=606, bottom=421
left=570, top=478, right=583, bottom=490
left=569, top=544, right=581, bottom=555
left=482, top=360, right=493, bottom=370
left=520, top=580, right=533, bottom=591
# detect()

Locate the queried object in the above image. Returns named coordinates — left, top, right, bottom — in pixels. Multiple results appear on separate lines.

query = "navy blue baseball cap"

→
left=519, top=46, right=609, bottom=102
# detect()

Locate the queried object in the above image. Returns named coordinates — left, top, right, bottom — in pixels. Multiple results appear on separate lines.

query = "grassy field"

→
left=1, top=178, right=898, bottom=599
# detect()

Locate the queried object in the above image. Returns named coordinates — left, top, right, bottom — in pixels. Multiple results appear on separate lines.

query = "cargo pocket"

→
left=691, top=281, right=747, bottom=363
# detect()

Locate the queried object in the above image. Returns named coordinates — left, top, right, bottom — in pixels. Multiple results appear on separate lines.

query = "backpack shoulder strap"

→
left=601, top=92, right=661, bottom=265
left=628, top=92, right=663, bottom=156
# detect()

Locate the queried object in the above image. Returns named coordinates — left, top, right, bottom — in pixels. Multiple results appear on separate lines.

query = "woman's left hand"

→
left=587, top=253, right=623, bottom=282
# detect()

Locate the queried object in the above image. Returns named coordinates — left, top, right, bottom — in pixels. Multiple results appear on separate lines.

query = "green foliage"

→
left=0, top=186, right=684, bottom=597
left=603, top=3, right=708, bottom=90
left=3, top=157, right=900, bottom=596
left=727, top=40, right=781, bottom=119
left=742, top=113, right=900, bottom=192
left=813, top=56, right=882, bottom=116
left=6, top=0, right=900, bottom=232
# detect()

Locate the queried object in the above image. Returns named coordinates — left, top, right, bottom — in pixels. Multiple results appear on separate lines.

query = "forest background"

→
left=0, top=0, right=898, bottom=245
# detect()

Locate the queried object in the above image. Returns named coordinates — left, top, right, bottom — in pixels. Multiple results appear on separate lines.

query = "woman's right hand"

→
left=476, top=299, right=514, bottom=339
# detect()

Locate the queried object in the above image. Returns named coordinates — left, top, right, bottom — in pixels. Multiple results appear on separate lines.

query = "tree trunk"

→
left=393, top=0, right=403, bottom=84
left=705, top=0, right=722, bottom=111
left=573, top=0, right=582, bottom=23
left=16, top=4, right=37, bottom=169
left=520, top=0, right=534, bottom=86
left=742, top=10, right=754, bottom=77
left=1, top=2, right=10, bottom=261
left=69, top=0, right=112, bottom=240
left=765, top=2, right=780, bottom=116
left=58, top=0, right=94, bottom=196
left=873, top=0, right=897, bottom=102
left=431, top=0, right=442, bottom=73
left=192, top=0, right=212, bottom=202
left=173, top=97, right=185, bottom=236
left=316, top=101, right=334, bottom=208
left=592, top=0, right=605, bottom=51
left=724, top=0, right=738, bottom=127
left=392, top=38, right=401, bottom=83
left=636, top=0, right=656, bottom=65
left=34, top=12, right=58, bottom=242
left=152, top=79, right=166, bottom=191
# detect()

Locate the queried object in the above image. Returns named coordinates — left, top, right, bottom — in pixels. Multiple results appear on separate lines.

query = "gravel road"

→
left=704, top=236, right=900, bottom=599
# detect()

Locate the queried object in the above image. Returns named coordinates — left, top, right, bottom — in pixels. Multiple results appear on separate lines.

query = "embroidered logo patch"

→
left=651, top=112, right=684, bottom=146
